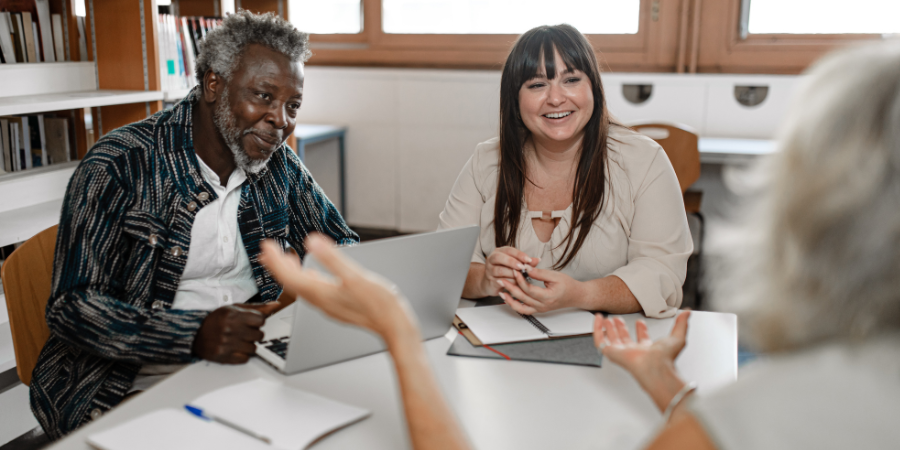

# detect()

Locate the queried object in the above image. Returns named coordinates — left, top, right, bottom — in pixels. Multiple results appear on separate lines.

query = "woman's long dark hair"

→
left=495, top=24, right=614, bottom=269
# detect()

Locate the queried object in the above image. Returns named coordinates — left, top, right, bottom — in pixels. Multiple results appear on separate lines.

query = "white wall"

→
left=296, top=67, right=802, bottom=232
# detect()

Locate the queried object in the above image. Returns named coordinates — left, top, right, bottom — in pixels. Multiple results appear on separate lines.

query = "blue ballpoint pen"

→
left=184, top=404, right=272, bottom=444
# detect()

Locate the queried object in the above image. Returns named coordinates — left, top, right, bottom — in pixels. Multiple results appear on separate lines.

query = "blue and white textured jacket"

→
left=30, top=89, right=358, bottom=439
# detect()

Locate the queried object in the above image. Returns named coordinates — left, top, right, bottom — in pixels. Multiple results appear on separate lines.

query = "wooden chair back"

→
left=631, top=122, right=701, bottom=194
left=1, top=225, right=57, bottom=386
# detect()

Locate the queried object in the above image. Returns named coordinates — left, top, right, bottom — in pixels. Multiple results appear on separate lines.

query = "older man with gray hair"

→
left=29, top=11, right=357, bottom=439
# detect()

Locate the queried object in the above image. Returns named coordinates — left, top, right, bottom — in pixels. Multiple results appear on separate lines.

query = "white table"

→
left=48, top=310, right=736, bottom=450
left=698, top=137, right=777, bottom=164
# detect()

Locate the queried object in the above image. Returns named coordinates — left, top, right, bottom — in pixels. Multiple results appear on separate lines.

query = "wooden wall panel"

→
left=178, top=0, right=216, bottom=17
left=91, top=0, right=161, bottom=134
left=239, top=0, right=285, bottom=19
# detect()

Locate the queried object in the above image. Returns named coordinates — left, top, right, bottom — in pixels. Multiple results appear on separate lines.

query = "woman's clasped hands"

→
left=495, top=259, right=586, bottom=315
left=479, top=246, right=539, bottom=295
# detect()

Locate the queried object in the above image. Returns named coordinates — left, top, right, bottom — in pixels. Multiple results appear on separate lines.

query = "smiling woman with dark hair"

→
left=439, top=24, right=692, bottom=318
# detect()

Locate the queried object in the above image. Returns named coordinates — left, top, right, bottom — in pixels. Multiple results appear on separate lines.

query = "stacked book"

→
left=0, top=0, right=78, bottom=63
left=158, top=15, right=223, bottom=93
left=0, top=113, right=73, bottom=174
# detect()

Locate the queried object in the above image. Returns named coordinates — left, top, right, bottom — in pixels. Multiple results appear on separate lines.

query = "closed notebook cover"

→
left=87, top=409, right=271, bottom=450
left=447, top=333, right=602, bottom=368
left=191, top=378, right=370, bottom=450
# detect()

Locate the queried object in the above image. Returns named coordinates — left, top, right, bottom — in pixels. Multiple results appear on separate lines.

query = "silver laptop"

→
left=255, top=225, right=479, bottom=374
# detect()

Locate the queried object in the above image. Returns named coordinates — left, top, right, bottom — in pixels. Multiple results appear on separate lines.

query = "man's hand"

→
left=192, top=304, right=270, bottom=364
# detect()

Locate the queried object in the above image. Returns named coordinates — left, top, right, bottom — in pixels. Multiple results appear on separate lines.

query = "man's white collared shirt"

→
left=171, top=156, right=259, bottom=310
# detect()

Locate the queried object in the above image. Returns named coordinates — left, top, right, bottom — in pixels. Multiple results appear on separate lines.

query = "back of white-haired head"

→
left=713, top=41, right=900, bottom=352
left=194, top=10, right=310, bottom=85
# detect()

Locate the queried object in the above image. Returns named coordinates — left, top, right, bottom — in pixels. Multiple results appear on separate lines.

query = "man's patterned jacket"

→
left=30, top=88, right=358, bottom=439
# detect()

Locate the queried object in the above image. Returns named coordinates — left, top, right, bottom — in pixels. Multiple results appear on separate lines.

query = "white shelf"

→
left=0, top=62, right=96, bottom=98
left=0, top=198, right=64, bottom=248
left=0, top=89, right=164, bottom=116
left=163, top=88, right=192, bottom=102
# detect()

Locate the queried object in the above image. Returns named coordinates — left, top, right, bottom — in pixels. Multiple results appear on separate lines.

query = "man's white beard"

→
left=213, top=88, right=273, bottom=175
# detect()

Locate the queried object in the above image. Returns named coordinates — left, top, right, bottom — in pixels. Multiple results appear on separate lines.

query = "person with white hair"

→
left=261, top=40, right=900, bottom=449
left=30, top=11, right=357, bottom=439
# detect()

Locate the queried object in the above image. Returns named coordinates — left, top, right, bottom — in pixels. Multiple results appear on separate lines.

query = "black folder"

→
left=446, top=333, right=602, bottom=368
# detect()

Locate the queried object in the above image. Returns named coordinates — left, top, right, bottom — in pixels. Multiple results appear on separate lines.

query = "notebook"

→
left=454, top=304, right=596, bottom=345
left=87, top=378, right=370, bottom=450
left=88, top=409, right=271, bottom=450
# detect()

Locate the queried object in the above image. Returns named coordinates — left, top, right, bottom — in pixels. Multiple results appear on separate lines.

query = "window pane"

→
left=383, top=0, right=640, bottom=34
left=289, top=0, right=362, bottom=34
left=749, top=0, right=900, bottom=34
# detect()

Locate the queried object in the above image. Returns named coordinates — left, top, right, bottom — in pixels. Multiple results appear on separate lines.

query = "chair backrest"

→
left=631, top=122, right=701, bottom=193
left=1, top=225, right=57, bottom=386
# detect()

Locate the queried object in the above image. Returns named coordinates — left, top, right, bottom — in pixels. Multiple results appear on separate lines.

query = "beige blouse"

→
left=437, top=126, right=692, bottom=318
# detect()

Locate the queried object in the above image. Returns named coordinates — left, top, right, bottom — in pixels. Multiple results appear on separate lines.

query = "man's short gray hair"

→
left=194, top=10, right=311, bottom=85
left=712, top=41, right=900, bottom=352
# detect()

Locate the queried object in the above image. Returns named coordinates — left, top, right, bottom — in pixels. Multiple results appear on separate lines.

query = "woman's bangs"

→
left=514, top=27, right=592, bottom=87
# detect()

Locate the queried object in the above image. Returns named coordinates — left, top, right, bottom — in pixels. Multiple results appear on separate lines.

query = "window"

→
left=290, top=0, right=362, bottom=34
left=748, top=0, right=900, bottom=35
left=296, top=0, right=674, bottom=71
left=381, top=0, right=640, bottom=35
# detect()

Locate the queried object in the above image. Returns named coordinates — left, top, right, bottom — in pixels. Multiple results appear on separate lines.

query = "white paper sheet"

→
left=191, top=378, right=370, bottom=450
left=87, top=409, right=271, bottom=450
left=456, top=305, right=595, bottom=345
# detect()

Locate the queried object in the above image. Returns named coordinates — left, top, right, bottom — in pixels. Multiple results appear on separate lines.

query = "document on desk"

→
left=455, top=305, right=595, bottom=345
left=87, top=378, right=370, bottom=450
left=87, top=409, right=272, bottom=450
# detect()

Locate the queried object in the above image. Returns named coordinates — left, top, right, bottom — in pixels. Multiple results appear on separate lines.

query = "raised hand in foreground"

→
left=260, top=234, right=471, bottom=450
left=594, top=312, right=693, bottom=414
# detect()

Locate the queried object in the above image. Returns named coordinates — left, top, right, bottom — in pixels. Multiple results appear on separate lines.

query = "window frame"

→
left=297, top=0, right=891, bottom=74
left=303, top=0, right=684, bottom=71
left=696, top=0, right=887, bottom=74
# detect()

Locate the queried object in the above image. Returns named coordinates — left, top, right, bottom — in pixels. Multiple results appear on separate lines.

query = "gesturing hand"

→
left=497, top=267, right=581, bottom=314
left=259, top=234, right=420, bottom=345
left=192, top=303, right=279, bottom=364
left=481, top=247, right=540, bottom=297
left=594, top=311, right=691, bottom=386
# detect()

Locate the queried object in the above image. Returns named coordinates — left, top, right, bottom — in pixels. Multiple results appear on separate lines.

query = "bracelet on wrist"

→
left=662, top=381, right=697, bottom=422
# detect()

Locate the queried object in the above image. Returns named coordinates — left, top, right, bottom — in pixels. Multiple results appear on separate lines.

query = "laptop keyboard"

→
left=261, top=336, right=290, bottom=360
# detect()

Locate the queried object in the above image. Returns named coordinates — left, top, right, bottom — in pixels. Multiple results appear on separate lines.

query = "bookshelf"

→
left=0, top=0, right=299, bottom=380
left=0, top=0, right=169, bottom=250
